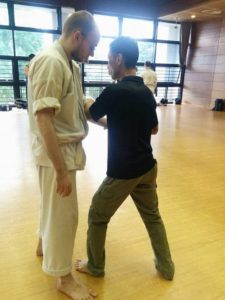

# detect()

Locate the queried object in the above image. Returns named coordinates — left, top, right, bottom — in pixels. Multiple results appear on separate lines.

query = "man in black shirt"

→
left=76, top=36, right=174, bottom=280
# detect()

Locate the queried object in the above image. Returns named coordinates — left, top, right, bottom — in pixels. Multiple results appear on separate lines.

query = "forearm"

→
left=36, top=109, right=68, bottom=178
left=94, top=116, right=107, bottom=128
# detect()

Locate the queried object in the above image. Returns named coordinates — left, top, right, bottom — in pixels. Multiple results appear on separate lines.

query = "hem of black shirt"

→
left=106, top=159, right=157, bottom=180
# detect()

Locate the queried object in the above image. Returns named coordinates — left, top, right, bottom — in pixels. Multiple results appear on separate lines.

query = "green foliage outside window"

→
left=0, top=30, right=14, bottom=56
left=14, top=31, right=58, bottom=56
left=0, top=86, right=14, bottom=104
left=0, top=60, right=12, bottom=80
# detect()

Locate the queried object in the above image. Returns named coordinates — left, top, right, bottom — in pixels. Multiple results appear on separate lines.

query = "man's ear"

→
left=116, top=53, right=123, bottom=65
left=72, top=30, right=82, bottom=42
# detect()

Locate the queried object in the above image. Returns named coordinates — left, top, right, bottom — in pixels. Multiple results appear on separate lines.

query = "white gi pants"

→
left=38, top=166, right=78, bottom=277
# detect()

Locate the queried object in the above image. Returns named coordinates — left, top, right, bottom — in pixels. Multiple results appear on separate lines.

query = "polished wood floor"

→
left=0, top=105, right=225, bottom=300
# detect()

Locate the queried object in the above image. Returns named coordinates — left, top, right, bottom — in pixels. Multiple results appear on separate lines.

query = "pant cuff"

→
left=87, top=262, right=105, bottom=277
left=42, top=264, right=72, bottom=277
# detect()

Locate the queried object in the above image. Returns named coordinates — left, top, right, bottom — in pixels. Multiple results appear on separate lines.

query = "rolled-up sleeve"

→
left=30, top=55, right=63, bottom=115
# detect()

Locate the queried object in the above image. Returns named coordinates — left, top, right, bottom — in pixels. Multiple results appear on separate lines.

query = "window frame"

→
left=0, top=5, right=184, bottom=106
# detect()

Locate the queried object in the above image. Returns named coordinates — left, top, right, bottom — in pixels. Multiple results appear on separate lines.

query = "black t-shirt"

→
left=89, top=76, right=158, bottom=179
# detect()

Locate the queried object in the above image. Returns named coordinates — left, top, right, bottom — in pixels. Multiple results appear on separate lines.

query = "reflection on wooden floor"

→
left=0, top=105, right=225, bottom=300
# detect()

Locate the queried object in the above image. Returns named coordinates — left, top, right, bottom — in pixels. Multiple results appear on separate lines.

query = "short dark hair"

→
left=145, top=61, right=154, bottom=69
left=28, top=53, right=35, bottom=60
left=109, top=36, right=139, bottom=68
left=63, top=10, right=97, bottom=37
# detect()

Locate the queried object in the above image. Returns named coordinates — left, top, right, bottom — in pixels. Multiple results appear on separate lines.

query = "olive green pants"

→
left=87, top=164, right=174, bottom=277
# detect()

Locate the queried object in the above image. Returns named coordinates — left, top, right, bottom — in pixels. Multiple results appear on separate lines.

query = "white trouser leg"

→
left=38, top=166, right=78, bottom=277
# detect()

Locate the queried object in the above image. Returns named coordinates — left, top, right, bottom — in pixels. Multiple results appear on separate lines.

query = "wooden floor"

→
left=0, top=105, right=225, bottom=300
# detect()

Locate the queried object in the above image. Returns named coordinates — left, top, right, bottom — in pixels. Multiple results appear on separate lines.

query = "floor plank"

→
left=0, top=105, right=225, bottom=300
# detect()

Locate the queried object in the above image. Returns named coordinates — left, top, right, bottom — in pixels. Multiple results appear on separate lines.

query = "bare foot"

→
left=36, top=238, right=43, bottom=256
left=75, top=259, right=93, bottom=275
left=57, top=273, right=97, bottom=300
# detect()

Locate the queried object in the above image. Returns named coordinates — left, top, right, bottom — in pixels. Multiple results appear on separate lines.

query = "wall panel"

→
left=183, top=18, right=225, bottom=109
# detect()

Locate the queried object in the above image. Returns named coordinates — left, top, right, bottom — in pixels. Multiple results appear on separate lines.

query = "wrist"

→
left=56, top=168, right=68, bottom=180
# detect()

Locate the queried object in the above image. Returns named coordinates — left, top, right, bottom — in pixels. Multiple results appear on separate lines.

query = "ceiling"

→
left=15, top=0, right=225, bottom=21
left=159, top=0, right=225, bottom=22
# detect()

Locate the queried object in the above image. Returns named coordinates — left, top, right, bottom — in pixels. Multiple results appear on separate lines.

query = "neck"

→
left=59, top=37, right=72, bottom=61
left=119, top=68, right=136, bottom=80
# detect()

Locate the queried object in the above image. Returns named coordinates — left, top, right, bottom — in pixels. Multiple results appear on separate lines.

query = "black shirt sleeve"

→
left=152, top=108, right=158, bottom=128
left=89, top=87, right=112, bottom=121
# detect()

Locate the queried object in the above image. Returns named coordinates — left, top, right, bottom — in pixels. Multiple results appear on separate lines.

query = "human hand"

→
left=56, top=171, right=72, bottom=197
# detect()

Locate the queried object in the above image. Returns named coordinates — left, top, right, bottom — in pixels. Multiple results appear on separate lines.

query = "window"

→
left=138, top=42, right=155, bottom=63
left=92, top=37, right=113, bottom=61
left=0, top=3, right=64, bottom=107
left=14, top=31, right=59, bottom=56
left=0, top=86, right=14, bottom=104
left=0, top=2, right=9, bottom=25
left=0, top=29, right=14, bottom=56
left=90, top=15, right=119, bottom=61
left=61, top=7, right=75, bottom=27
left=18, top=60, right=28, bottom=81
left=156, top=87, right=166, bottom=102
left=167, top=87, right=180, bottom=100
left=157, top=22, right=180, bottom=41
left=0, top=60, right=13, bottom=81
left=155, top=87, right=180, bottom=102
left=156, top=43, right=180, bottom=64
left=85, top=86, right=106, bottom=99
left=14, top=4, right=58, bottom=30
left=122, top=18, right=153, bottom=39
left=19, top=86, right=27, bottom=100
left=94, top=14, right=119, bottom=37
left=84, top=64, right=112, bottom=83
left=156, top=66, right=181, bottom=83
left=0, top=5, right=184, bottom=108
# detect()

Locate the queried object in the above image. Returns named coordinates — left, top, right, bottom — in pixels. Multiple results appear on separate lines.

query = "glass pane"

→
left=18, top=60, right=28, bottom=81
left=155, top=87, right=166, bottom=103
left=155, top=87, right=180, bottom=102
left=92, top=37, right=113, bottom=61
left=20, top=86, right=27, bottom=100
left=0, top=2, right=9, bottom=25
left=62, top=7, right=75, bottom=27
left=156, top=66, right=181, bottom=83
left=0, top=60, right=13, bottom=81
left=156, top=43, right=180, bottom=64
left=167, top=87, right=180, bottom=100
left=157, top=22, right=180, bottom=41
left=14, top=31, right=59, bottom=56
left=122, top=18, right=153, bottom=39
left=84, top=64, right=112, bottom=83
left=94, top=14, right=119, bottom=37
left=138, top=42, right=155, bottom=63
left=0, top=86, right=14, bottom=104
left=0, top=30, right=14, bottom=56
left=14, top=4, right=58, bottom=30
left=85, top=86, right=106, bottom=99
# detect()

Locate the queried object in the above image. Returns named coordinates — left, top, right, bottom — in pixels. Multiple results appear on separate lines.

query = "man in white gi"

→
left=28, top=11, right=101, bottom=300
left=142, top=61, right=157, bottom=95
